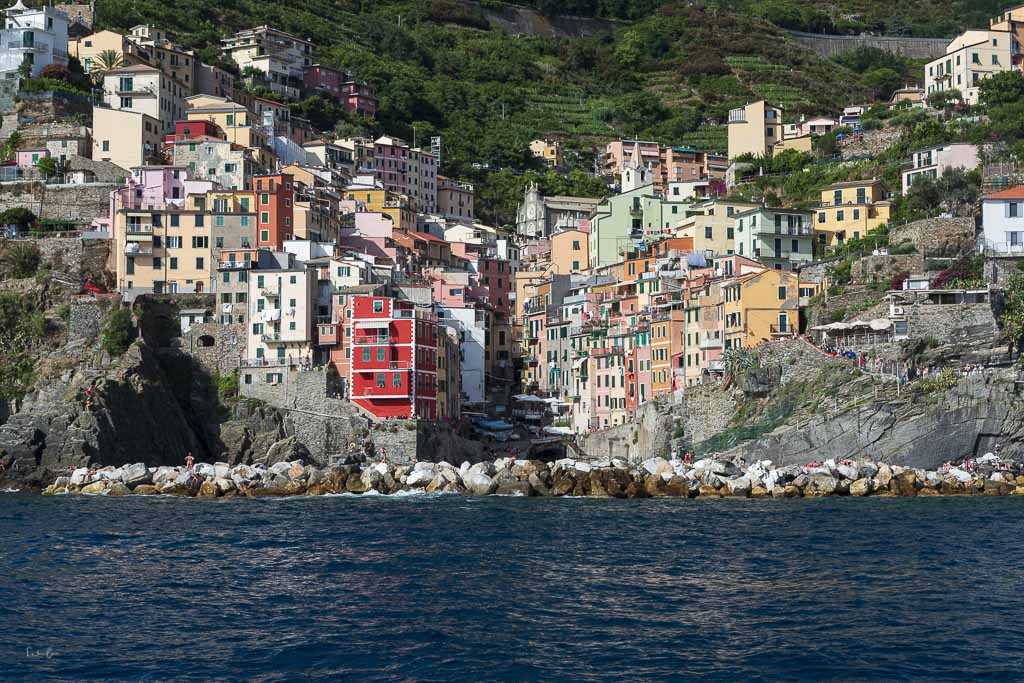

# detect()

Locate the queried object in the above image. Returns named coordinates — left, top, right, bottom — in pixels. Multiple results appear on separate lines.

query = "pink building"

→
left=15, top=149, right=48, bottom=169
left=337, top=212, right=403, bottom=267
left=303, top=64, right=350, bottom=98
left=373, top=135, right=438, bottom=214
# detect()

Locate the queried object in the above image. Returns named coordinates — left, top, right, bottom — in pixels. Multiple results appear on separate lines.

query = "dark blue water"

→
left=2, top=493, right=1024, bottom=681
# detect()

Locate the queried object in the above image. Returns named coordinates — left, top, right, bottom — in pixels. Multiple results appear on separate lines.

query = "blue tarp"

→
left=477, top=420, right=514, bottom=432
left=687, top=252, right=708, bottom=268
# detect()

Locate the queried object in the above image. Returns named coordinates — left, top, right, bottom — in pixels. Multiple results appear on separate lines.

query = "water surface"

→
left=2, top=493, right=1023, bottom=681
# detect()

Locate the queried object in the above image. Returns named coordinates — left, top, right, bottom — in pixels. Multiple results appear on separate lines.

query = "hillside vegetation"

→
left=89, top=0, right=1005, bottom=222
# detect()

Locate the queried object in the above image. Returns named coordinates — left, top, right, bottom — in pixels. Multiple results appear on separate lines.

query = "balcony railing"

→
left=352, top=336, right=390, bottom=346
left=218, top=260, right=249, bottom=270
left=124, top=243, right=153, bottom=256
left=261, top=288, right=279, bottom=298
left=125, top=223, right=153, bottom=235
left=769, top=324, right=795, bottom=336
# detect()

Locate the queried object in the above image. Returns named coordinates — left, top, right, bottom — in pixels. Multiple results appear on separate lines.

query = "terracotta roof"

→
left=984, top=186, right=1024, bottom=200
left=408, top=231, right=448, bottom=244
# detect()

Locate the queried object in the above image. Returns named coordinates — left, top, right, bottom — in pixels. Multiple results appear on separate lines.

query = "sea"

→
left=2, top=492, right=1023, bottom=682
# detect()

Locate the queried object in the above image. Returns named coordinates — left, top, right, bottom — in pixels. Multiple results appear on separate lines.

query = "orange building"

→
left=255, top=172, right=294, bottom=250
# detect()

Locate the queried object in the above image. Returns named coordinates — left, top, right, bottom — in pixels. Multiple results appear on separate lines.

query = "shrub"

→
left=100, top=307, right=134, bottom=356
left=216, top=370, right=239, bottom=401
left=0, top=242, right=40, bottom=278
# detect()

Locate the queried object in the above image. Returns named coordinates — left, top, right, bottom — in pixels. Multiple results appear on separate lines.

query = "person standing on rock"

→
left=185, top=453, right=194, bottom=471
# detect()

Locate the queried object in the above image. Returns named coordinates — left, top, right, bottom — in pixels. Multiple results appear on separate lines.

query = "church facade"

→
left=515, top=182, right=600, bottom=240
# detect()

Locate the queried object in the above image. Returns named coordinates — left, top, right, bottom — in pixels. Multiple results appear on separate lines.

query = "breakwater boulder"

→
left=39, top=453, right=1024, bottom=500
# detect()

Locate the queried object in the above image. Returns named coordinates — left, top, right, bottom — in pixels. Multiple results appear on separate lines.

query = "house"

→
left=925, top=29, right=1012, bottom=105
left=170, top=137, right=254, bottom=190
left=980, top=185, right=1024, bottom=254
left=674, top=198, right=761, bottom=257
left=93, top=106, right=162, bottom=171
left=814, top=179, right=892, bottom=251
left=254, top=172, right=294, bottom=250
left=373, top=135, right=438, bottom=214
left=902, top=143, right=981, bottom=194
left=436, top=176, right=474, bottom=224
left=222, top=26, right=313, bottom=101
left=784, top=116, right=837, bottom=139
left=436, top=326, right=461, bottom=420
left=733, top=207, right=815, bottom=271
left=722, top=269, right=800, bottom=349
left=246, top=256, right=316, bottom=368
left=195, top=61, right=234, bottom=99
left=603, top=139, right=727, bottom=191
left=550, top=229, right=589, bottom=274
left=889, top=85, right=926, bottom=108
left=70, top=29, right=150, bottom=75
left=0, top=0, right=69, bottom=79
left=127, top=25, right=195, bottom=92
left=727, top=101, right=783, bottom=160
left=529, top=139, right=562, bottom=168
left=101, top=64, right=186, bottom=134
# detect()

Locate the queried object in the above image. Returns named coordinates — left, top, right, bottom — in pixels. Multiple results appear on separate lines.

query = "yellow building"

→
left=436, top=326, right=461, bottom=420
left=550, top=229, right=589, bottom=275
left=675, top=199, right=760, bottom=256
left=529, top=139, right=562, bottom=168
left=342, top=181, right=416, bottom=231
left=184, top=95, right=274, bottom=168
left=116, top=188, right=256, bottom=298
left=727, top=100, right=783, bottom=159
left=814, top=179, right=892, bottom=251
left=92, top=106, right=162, bottom=171
left=70, top=29, right=152, bottom=75
left=722, top=269, right=800, bottom=350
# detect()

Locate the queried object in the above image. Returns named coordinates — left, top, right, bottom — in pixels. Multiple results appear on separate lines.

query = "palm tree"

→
left=722, top=348, right=759, bottom=378
left=90, top=50, right=124, bottom=83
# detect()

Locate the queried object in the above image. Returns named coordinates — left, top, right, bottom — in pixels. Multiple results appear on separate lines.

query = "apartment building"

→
left=222, top=25, right=313, bottom=100
left=0, top=0, right=69, bottom=79
left=980, top=185, right=1024, bottom=253
left=437, top=176, right=475, bottom=224
left=127, top=25, right=194, bottom=92
left=92, top=106, right=162, bottom=171
left=170, top=136, right=254, bottom=191
left=253, top=173, right=294, bottom=250
left=814, top=179, right=892, bottom=250
left=373, top=135, right=438, bottom=213
left=722, top=269, right=800, bottom=349
left=675, top=198, right=761, bottom=256
left=727, top=101, right=783, bottom=159
left=901, top=143, right=981, bottom=194
left=925, top=29, right=1012, bottom=105
left=733, top=207, right=815, bottom=271
left=101, top=64, right=186, bottom=134
left=246, top=258, right=316, bottom=367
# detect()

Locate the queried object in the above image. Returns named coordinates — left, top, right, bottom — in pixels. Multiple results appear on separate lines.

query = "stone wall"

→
left=986, top=256, right=1024, bottom=287
left=680, top=384, right=736, bottom=446
left=851, top=254, right=924, bottom=285
left=184, top=323, right=246, bottom=377
left=798, top=258, right=841, bottom=284
left=16, top=91, right=93, bottom=125
left=890, top=217, right=976, bottom=258
left=0, top=182, right=115, bottom=223
left=786, top=30, right=948, bottom=59
left=67, top=300, right=105, bottom=341
left=904, top=303, right=997, bottom=349
left=578, top=399, right=676, bottom=464
left=840, top=128, right=905, bottom=160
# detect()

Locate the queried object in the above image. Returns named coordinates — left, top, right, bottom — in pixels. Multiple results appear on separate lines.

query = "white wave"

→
left=0, top=487, right=20, bottom=493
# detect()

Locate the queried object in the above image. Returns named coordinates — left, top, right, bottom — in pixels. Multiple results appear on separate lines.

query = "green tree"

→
left=35, top=156, right=57, bottom=179
left=100, top=307, right=135, bottom=356
left=863, top=67, right=902, bottom=100
left=928, top=89, right=962, bottom=110
left=0, top=207, right=36, bottom=230
left=979, top=71, right=1024, bottom=108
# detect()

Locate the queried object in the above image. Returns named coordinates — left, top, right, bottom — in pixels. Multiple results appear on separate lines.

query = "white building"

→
left=981, top=186, right=1024, bottom=254
left=925, top=30, right=1012, bottom=105
left=222, top=26, right=312, bottom=101
left=902, top=143, right=982, bottom=194
left=102, top=64, right=186, bottom=134
left=246, top=259, right=316, bottom=366
left=437, top=306, right=486, bottom=405
left=0, top=0, right=69, bottom=79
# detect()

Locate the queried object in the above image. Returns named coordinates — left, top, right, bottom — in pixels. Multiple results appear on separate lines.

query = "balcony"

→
left=261, top=288, right=279, bottom=298
left=769, top=323, right=795, bottom=336
left=218, top=260, right=249, bottom=271
left=8, top=41, right=48, bottom=53
left=317, top=324, right=338, bottom=345
left=124, top=243, right=153, bottom=256
left=262, top=332, right=306, bottom=344
left=353, top=336, right=391, bottom=346
left=125, top=223, right=153, bottom=237
left=698, top=334, right=722, bottom=350
left=728, top=109, right=747, bottom=123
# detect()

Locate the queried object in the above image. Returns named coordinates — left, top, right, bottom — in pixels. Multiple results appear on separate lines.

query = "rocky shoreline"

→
left=36, top=454, right=1024, bottom=499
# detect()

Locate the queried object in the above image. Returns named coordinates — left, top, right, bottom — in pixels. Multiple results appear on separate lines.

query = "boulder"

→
left=639, top=458, right=662, bottom=476
left=466, top=461, right=495, bottom=479
left=724, top=476, right=752, bottom=498
left=288, top=462, right=306, bottom=480
left=194, top=463, right=216, bottom=478
left=80, top=480, right=108, bottom=494
left=574, top=461, right=593, bottom=474
left=588, top=470, right=609, bottom=497
left=836, top=464, right=859, bottom=481
left=197, top=479, right=219, bottom=497
left=550, top=472, right=575, bottom=497
left=121, top=463, right=151, bottom=487
left=806, top=474, right=838, bottom=497
left=104, top=482, right=130, bottom=496
left=664, top=476, right=689, bottom=498
left=265, top=437, right=311, bottom=466
left=69, top=467, right=92, bottom=487
left=697, top=484, right=721, bottom=498
left=771, top=486, right=787, bottom=499
left=132, top=484, right=159, bottom=495
left=603, top=469, right=633, bottom=498
left=246, top=486, right=290, bottom=497
left=424, top=473, right=447, bottom=494
left=875, top=464, right=893, bottom=489
left=750, top=486, right=770, bottom=499
left=214, top=478, right=236, bottom=496
left=407, top=469, right=434, bottom=488
left=465, top=473, right=496, bottom=496
left=849, top=478, right=872, bottom=496
left=643, top=473, right=667, bottom=498
left=984, top=479, right=1014, bottom=496
left=782, top=485, right=802, bottom=498
left=528, top=472, right=551, bottom=496
left=891, top=471, right=919, bottom=497
left=345, top=475, right=370, bottom=494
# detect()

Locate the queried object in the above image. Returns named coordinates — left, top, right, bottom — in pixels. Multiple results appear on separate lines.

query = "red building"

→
left=303, top=64, right=378, bottom=118
left=332, top=295, right=438, bottom=419
left=254, top=173, right=294, bottom=250
left=165, top=119, right=224, bottom=144
left=476, top=257, right=512, bottom=320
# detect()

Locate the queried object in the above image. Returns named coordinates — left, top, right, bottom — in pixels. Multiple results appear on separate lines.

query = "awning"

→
left=869, top=318, right=893, bottom=330
left=573, top=357, right=587, bottom=369
left=355, top=320, right=390, bottom=329
left=513, top=394, right=546, bottom=403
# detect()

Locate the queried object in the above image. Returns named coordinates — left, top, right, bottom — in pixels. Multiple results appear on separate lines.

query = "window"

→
left=192, top=236, right=209, bottom=248
left=101, top=140, right=109, bottom=152
left=373, top=300, right=384, bottom=313
left=260, top=212, right=269, bottom=223
left=778, top=286, right=786, bottom=300
left=195, top=215, right=205, bottom=228
left=260, top=230, right=269, bottom=242
left=704, top=226, right=713, bottom=239
left=393, top=373, right=402, bottom=388
left=362, top=348, right=371, bottom=361
left=169, top=257, right=178, bottom=270
left=119, top=97, right=133, bottom=109
left=836, top=210, right=844, bottom=221
left=853, top=209, right=860, bottom=220
left=818, top=212, right=825, bottom=224
left=572, top=240, right=580, bottom=250
left=170, top=214, right=180, bottom=228
left=260, top=193, right=269, bottom=205
left=1011, top=202, right=1020, bottom=218
left=196, top=257, right=204, bottom=269
left=376, top=373, right=386, bottom=388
